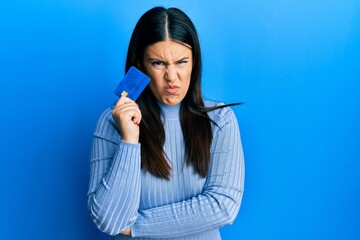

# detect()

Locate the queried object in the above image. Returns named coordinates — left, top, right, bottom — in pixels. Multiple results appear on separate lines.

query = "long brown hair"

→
left=125, top=7, right=238, bottom=179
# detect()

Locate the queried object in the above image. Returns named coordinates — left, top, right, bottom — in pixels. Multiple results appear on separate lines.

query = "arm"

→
left=131, top=108, right=245, bottom=238
left=87, top=99, right=142, bottom=236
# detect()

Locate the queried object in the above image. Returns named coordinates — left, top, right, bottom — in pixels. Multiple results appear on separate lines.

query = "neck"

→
left=158, top=101, right=181, bottom=119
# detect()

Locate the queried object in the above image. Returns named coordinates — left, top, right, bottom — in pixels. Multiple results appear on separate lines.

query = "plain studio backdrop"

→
left=0, top=1, right=359, bottom=239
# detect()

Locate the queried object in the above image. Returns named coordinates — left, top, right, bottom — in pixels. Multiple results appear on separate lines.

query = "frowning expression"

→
left=143, top=40, right=193, bottom=106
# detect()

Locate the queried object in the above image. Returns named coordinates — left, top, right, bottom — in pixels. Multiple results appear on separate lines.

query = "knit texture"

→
left=87, top=100, right=245, bottom=239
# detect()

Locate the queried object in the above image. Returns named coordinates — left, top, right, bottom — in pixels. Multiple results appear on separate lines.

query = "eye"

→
left=176, top=60, right=188, bottom=65
left=150, top=61, right=165, bottom=67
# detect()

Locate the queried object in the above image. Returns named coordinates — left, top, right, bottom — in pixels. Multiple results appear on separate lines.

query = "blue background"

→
left=1, top=1, right=359, bottom=239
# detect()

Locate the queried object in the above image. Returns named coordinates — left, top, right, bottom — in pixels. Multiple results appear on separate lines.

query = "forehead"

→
left=144, top=40, right=192, bottom=59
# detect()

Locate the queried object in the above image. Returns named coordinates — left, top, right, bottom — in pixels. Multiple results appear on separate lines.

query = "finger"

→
left=114, top=102, right=141, bottom=114
left=114, top=96, right=135, bottom=108
left=123, top=103, right=142, bottom=124
left=132, top=111, right=142, bottom=125
left=113, top=104, right=142, bottom=122
left=128, top=106, right=142, bottom=124
left=114, top=96, right=125, bottom=108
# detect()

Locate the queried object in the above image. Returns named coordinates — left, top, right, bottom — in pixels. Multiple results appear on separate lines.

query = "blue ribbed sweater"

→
left=87, top=100, right=245, bottom=239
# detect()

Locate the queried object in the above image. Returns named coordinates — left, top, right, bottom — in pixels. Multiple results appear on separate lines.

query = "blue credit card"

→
left=114, top=66, right=151, bottom=100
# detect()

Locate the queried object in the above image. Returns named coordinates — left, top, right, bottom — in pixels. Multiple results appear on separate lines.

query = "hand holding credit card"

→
left=114, top=66, right=150, bottom=101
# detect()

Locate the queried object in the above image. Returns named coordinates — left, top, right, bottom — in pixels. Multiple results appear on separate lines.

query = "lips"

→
left=165, top=85, right=179, bottom=94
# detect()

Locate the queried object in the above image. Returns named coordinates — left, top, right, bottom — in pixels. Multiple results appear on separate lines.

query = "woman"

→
left=87, top=6, right=245, bottom=239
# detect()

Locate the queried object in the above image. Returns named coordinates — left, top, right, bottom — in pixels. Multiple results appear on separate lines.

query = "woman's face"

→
left=142, top=40, right=193, bottom=106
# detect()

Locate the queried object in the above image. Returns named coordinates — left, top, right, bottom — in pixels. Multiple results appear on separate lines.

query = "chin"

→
left=163, top=101, right=180, bottom=106
left=162, top=97, right=182, bottom=106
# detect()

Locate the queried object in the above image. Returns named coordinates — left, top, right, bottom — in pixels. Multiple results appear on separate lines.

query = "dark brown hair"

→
left=125, top=7, right=238, bottom=179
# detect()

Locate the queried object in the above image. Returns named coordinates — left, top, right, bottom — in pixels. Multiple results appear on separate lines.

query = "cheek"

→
left=182, top=69, right=192, bottom=87
left=148, top=74, right=163, bottom=93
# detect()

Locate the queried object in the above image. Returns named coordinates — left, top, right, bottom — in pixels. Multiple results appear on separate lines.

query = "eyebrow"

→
left=148, top=57, right=190, bottom=63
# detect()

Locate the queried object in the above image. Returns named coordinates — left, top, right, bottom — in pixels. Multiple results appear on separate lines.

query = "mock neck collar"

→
left=158, top=101, right=181, bottom=119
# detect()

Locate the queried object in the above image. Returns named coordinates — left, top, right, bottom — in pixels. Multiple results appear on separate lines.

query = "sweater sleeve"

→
left=87, top=108, right=141, bottom=236
left=131, top=108, right=245, bottom=238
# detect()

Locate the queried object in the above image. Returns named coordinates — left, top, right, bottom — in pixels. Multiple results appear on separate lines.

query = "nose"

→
left=165, top=64, right=177, bottom=83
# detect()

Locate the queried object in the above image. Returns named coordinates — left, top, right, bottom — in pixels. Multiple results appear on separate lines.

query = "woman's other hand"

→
left=112, top=96, right=142, bottom=144
left=121, top=228, right=131, bottom=236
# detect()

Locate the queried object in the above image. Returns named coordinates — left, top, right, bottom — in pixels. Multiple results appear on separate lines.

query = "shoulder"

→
left=93, top=104, right=120, bottom=143
left=204, top=99, right=238, bottom=130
